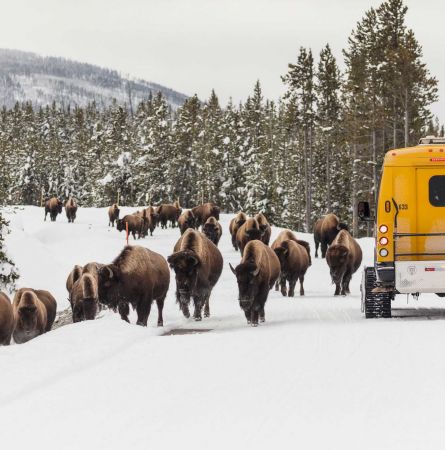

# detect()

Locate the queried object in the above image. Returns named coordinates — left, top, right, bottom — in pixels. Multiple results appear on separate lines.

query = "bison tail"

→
left=296, top=240, right=312, bottom=265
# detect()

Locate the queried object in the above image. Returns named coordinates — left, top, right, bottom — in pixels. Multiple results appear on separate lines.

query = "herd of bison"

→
left=0, top=198, right=363, bottom=346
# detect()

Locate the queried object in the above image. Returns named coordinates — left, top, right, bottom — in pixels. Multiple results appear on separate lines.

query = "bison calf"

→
left=230, top=240, right=280, bottom=326
left=12, top=288, right=57, bottom=344
left=98, top=246, right=170, bottom=326
left=0, top=292, right=14, bottom=345
left=168, top=229, right=223, bottom=321
left=326, top=230, right=362, bottom=296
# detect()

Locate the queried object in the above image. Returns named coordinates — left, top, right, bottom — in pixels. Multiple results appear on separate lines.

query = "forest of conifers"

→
left=0, top=0, right=441, bottom=239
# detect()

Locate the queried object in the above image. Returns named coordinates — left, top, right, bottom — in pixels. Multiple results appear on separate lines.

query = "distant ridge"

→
left=0, top=48, right=188, bottom=109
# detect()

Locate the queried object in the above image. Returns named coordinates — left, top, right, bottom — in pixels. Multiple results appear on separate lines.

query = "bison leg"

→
left=250, top=309, right=259, bottom=327
left=136, top=297, right=152, bottom=326
left=321, top=241, right=328, bottom=259
left=192, top=296, right=204, bottom=321
left=181, top=303, right=190, bottom=318
left=280, top=275, right=287, bottom=297
left=118, top=301, right=130, bottom=323
left=334, top=282, right=341, bottom=296
left=259, top=306, right=265, bottom=323
left=288, top=278, right=297, bottom=297
left=244, top=308, right=251, bottom=325
left=342, top=272, right=352, bottom=296
left=298, top=275, right=305, bottom=296
left=156, top=296, right=165, bottom=327
left=314, top=240, right=319, bottom=258
left=203, top=293, right=211, bottom=318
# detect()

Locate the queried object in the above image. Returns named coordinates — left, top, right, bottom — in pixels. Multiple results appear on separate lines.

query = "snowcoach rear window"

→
left=429, top=176, right=445, bottom=207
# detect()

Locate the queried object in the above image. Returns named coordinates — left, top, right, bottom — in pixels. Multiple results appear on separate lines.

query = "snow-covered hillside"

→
left=0, top=48, right=187, bottom=109
left=1, top=207, right=445, bottom=450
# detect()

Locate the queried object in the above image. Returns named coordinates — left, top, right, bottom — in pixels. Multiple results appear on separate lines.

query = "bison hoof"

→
left=204, top=312, right=210, bottom=318
left=251, top=323, right=258, bottom=327
left=194, top=317, right=202, bottom=321
left=157, top=321, right=164, bottom=327
left=260, top=317, right=265, bottom=323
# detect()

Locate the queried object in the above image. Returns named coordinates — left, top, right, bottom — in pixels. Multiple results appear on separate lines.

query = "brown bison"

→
left=168, top=228, right=223, bottom=321
left=271, top=229, right=312, bottom=266
left=229, top=240, right=280, bottom=326
left=157, top=204, right=181, bottom=229
left=66, top=264, right=83, bottom=294
left=108, top=204, right=120, bottom=227
left=236, top=217, right=264, bottom=256
left=70, top=273, right=100, bottom=322
left=12, top=288, right=57, bottom=344
left=144, top=206, right=158, bottom=236
left=191, top=202, right=220, bottom=228
left=0, top=292, right=14, bottom=345
left=254, top=213, right=271, bottom=245
left=116, top=214, right=144, bottom=240
left=98, top=246, right=170, bottom=326
left=134, top=210, right=151, bottom=237
left=273, top=240, right=310, bottom=297
left=229, top=212, right=247, bottom=251
left=326, top=229, right=362, bottom=296
left=65, top=197, right=78, bottom=223
left=314, top=213, right=348, bottom=258
left=44, top=197, right=63, bottom=222
left=202, top=216, right=222, bottom=246
left=178, top=210, right=196, bottom=235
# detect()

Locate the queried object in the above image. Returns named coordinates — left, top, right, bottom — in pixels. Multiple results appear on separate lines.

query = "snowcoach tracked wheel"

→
left=361, top=267, right=392, bottom=318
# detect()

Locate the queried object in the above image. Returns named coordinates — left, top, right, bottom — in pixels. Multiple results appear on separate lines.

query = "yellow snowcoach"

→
left=359, top=136, right=445, bottom=318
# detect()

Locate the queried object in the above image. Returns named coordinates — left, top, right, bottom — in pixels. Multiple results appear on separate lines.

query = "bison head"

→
left=167, top=250, right=200, bottom=305
left=245, top=227, right=264, bottom=241
left=116, top=219, right=124, bottom=232
left=97, top=264, right=120, bottom=309
left=229, top=261, right=260, bottom=310
left=326, top=245, right=349, bottom=285
left=337, top=222, right=349, bottom=231
left=15, top=291, right=40, bottom=341
left=211, top=206, right=220, bottom=220
left=57, top=199, right=63, bottom=213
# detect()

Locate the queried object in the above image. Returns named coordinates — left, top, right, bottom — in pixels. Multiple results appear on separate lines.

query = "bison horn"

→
left=106, top=266, right=114, bottom=279
left=251, top=266, right=260, bottom=277
left=229, top=263, right=236, bottom=275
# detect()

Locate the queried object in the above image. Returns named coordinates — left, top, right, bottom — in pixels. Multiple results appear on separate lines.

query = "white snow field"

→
left=1, top=207, right=445, bottom=450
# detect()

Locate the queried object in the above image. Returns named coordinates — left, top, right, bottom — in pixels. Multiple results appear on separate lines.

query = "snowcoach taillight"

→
left=379, top=237, right=389, bottom=245
left=379, top=224, right=388, bottom=233
left=379, top=249, right=389, bottom=257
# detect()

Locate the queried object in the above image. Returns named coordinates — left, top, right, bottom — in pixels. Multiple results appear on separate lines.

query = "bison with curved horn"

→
left=12, top=288, right=57, bottom=344
left=168, top=228, right=223, bottom=321
left=313, top=213, right=348, bottom=258
left=97, top=246, right=170, bottom=326
left=44, top=197, right=63, bottom=222
left=229, top=212, right=247, bottom=251
left=230, top=240, right=280, bottom=326
left=0, top=292, right=14, bottom=345
left=326, top=229, right=362, bottom=296
left=202, top=216, right=222, bottom=246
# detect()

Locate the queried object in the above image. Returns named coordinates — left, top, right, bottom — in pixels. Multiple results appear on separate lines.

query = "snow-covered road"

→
left=1, top=207, right=444, bottom=450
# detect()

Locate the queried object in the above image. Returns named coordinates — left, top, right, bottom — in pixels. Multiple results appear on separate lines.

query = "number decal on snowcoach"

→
left=398, top=203, right=408, bottom=210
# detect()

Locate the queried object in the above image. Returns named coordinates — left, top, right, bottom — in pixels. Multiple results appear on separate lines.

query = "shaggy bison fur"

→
left=44, top=197, right=63, bottom=222
left=12, top=288, right=57, bottom=344
left=230, top=240, right=280, bottom=326
left=157, top=204, right=181, bottom=229
left=178, top=210, right=196, bottom=235
left=98, top=246, right=170, bottom=326
left=202, top=216, right=222, bottom=246
left=116, top=214, right=145, bottom=240
left=0, top=292, right=14, bottom=345
left=65, top=198, right=78, bottom=223
left=108, top=204, right=120, bottom=227
left=168, top=228, right=223, bottom=321
left=229, top=212, right=247, bottom=251
left=313, top=213, right=348, bottom=258
left=254, top=213, right=271, bottom=245
left=191, top=203, right=220, bottom=228
left=236, top=217, right=264, bottom=256
left=326, top=230, right=362, bottom=296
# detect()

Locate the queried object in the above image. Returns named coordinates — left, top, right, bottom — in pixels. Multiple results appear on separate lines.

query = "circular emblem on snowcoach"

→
left=407, top=266, right=417, bottom=275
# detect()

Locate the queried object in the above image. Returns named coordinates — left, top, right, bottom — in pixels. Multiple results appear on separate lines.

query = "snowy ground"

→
left=1, top=206, right=445, bottom=450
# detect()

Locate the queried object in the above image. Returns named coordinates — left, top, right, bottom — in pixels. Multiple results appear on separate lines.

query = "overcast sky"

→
left=1, top=0, right=443, bottom=121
